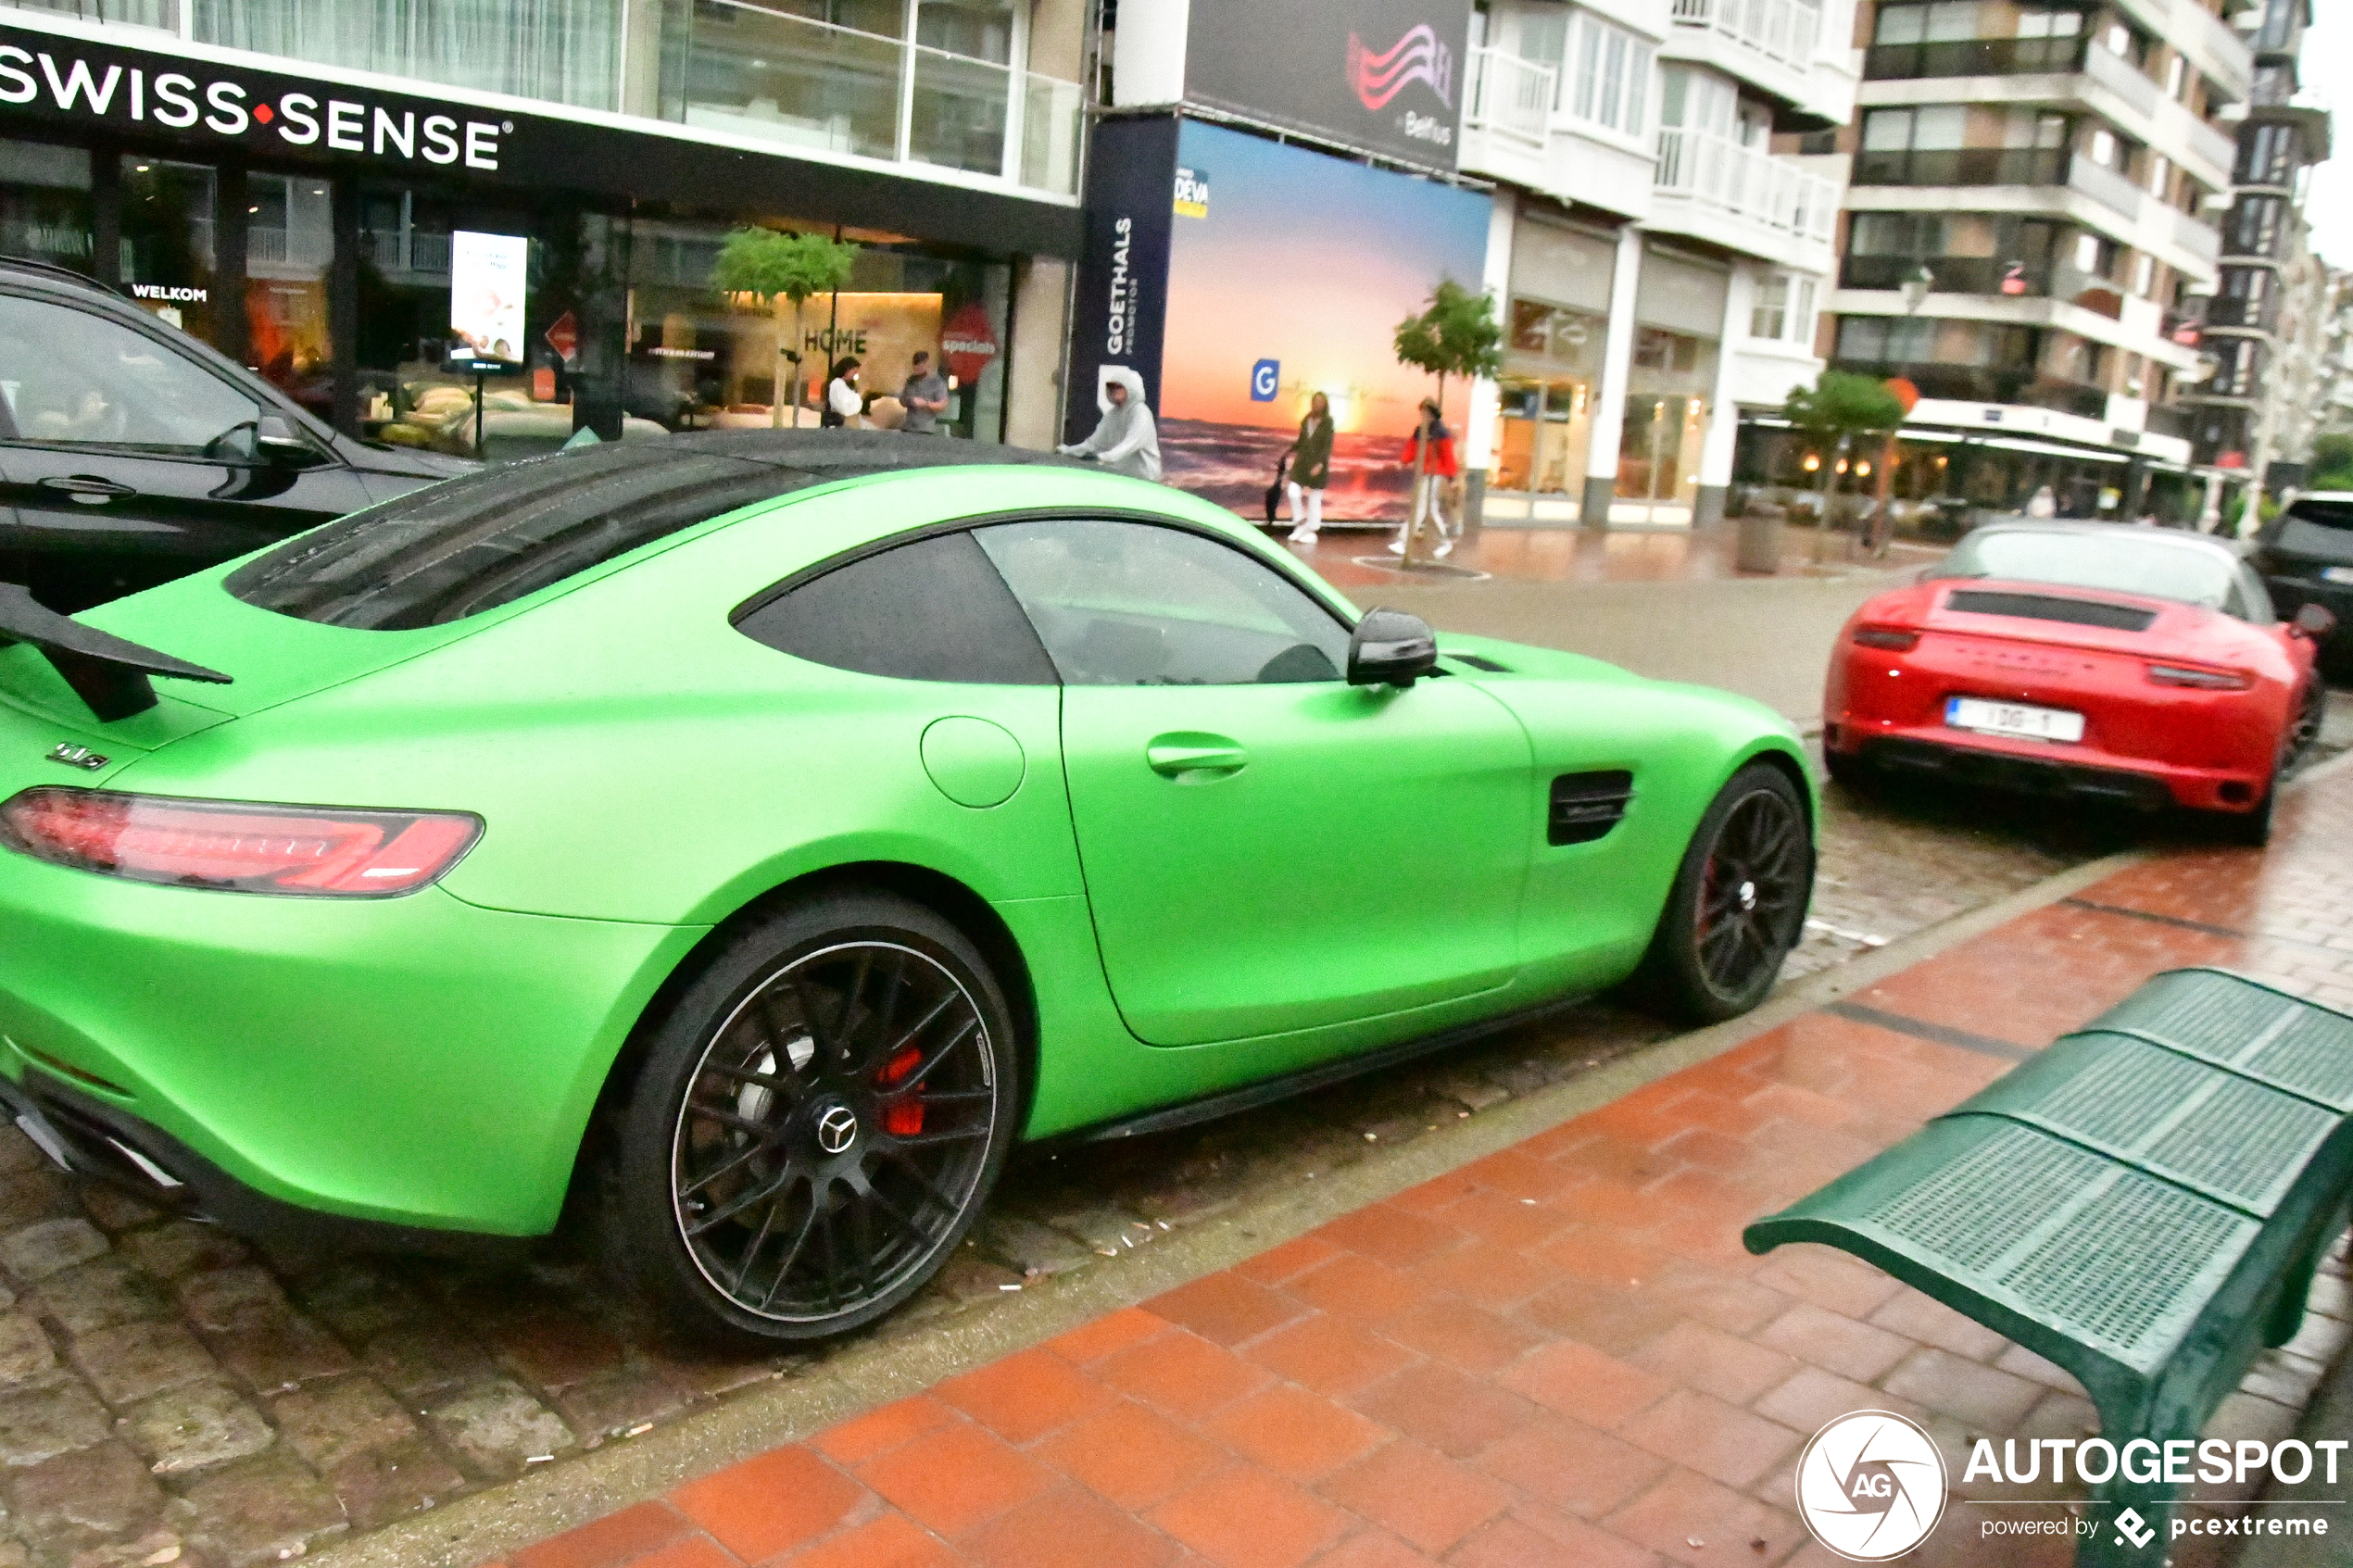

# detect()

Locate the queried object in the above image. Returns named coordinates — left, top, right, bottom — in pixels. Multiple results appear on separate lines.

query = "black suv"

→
left=2249, top=493, right=2353, bottom=675
left=0, top=257, right=470, bottom=613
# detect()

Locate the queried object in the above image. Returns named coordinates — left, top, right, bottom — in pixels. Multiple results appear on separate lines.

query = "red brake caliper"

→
left=876, top=1047, right=925, bottom=1136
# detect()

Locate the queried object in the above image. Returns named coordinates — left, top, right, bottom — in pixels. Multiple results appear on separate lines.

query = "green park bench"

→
left=1744, top=968, right=2353, bottom=1566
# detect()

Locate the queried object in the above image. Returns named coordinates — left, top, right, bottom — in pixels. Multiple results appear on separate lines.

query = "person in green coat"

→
left=1284, top=391, right=1335, bottom=546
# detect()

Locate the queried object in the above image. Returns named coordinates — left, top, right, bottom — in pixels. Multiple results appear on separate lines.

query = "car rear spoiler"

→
left=0, top=583, right=231, bottom=722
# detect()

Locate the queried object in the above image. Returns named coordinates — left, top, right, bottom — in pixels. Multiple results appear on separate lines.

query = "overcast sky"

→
left=2302, top=1, right=2349, bottom=268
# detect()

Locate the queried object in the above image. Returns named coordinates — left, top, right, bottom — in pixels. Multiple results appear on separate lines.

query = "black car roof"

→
left=224, top=432, right=1096, bottom=631
left=656, top=428, right=1095, bottom=479
left=0, top=253, right=126, bottom=300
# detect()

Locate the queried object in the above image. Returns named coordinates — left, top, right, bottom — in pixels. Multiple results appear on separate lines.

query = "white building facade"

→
left=1462, top=0, right=1858, bottom=527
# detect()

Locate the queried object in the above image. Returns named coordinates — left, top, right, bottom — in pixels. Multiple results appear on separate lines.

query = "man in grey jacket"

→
left=1057, top=366, right=1163, bottom=481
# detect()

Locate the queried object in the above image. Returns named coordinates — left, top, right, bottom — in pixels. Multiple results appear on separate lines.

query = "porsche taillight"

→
left=1852, top=627, right=1920, bottom=652
left=2146, top=664, right=2251, bottom=691
left=0, top=788, right=481, bottom=897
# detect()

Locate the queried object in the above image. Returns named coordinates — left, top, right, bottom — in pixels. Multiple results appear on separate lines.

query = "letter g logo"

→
left=1250, top=358, right=1279, bottom=402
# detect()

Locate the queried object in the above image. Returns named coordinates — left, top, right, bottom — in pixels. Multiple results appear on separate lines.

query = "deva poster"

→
left=1158, top=119, right=1490, bottom=524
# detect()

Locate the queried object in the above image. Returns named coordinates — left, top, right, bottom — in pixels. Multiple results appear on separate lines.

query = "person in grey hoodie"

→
left=1058, top=366, right=1162, bottom=481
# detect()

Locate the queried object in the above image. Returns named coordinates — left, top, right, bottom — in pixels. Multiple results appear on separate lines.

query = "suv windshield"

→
left=2275, top=498, right=2353, bottom=561
left=227, top=446, right=804, bottom=628
left=1937, top=529, right=2238, bottom=610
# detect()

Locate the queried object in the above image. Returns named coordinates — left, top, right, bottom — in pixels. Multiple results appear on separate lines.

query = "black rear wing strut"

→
left=0, top=583, right=231, bottom=722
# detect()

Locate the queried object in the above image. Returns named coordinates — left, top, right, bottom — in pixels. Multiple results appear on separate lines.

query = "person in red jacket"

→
left=1390, top=398, right=1459, bottom=558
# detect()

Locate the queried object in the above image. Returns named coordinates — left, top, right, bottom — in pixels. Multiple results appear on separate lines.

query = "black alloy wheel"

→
left=602, top=890, right=1017, bottom=1345
left=1631, top=763, right=1815, bottom=1024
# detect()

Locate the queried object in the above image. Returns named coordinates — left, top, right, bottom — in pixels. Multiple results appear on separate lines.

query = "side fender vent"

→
left=1550, top=770, right=1634, bottom=846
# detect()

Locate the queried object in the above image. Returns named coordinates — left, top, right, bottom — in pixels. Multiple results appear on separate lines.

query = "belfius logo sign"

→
left=1347, top=23, right=1453, bottom=112
left=0, top=41, right=508, bottom=169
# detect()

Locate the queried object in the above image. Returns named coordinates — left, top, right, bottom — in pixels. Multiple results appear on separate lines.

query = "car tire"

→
left=598, top=888, right=1021, bottom=1348
left=1821, top=746, right=1871, bottom=795
left=2223, top=788, right=2274, bottom=847
left=1629, top=762, right=1814, bottom=1025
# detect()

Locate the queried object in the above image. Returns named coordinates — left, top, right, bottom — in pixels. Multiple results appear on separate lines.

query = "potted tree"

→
left=710, top=228, right=862, bottom=428
left=1392, top=280, right=1504, bottom=569
left=1779, top=371, right=1906, bottom=570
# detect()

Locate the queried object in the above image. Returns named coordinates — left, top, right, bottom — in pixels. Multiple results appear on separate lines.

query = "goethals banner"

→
left=1184, top=0, right=1470, bottom=168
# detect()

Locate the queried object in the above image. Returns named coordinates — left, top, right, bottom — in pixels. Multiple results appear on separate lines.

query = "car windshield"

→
left=2276, top=499, right=2353, bottom=561
left=227, top=446, right=807, bottom=629
left=1936, top=530, right=2238, bottom=609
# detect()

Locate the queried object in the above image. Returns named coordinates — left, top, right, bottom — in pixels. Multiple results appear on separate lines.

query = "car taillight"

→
left=0, top=788, right=480, bottom=897
left=2146, top=664, right=2251, bottom=691
left=1852, top=627, right=1919, bottom=651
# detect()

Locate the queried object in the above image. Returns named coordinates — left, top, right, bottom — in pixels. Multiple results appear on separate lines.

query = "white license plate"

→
left=2322, top=566, right=2353, bottom=585
left=1945, top=696, right=2085, bottom=744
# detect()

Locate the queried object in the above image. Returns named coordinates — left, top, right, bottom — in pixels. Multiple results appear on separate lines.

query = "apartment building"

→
left=2174, top=0, right=2325, bottom=522
left=0, top=0, right=1087, bottom=448
left=1461, top=0, right=1857, bottom=526
left=1815, top=0, right=2251, bottom=522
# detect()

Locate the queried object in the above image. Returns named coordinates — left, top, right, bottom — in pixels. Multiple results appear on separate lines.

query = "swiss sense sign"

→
left=0, top=28, right=531, bottom=173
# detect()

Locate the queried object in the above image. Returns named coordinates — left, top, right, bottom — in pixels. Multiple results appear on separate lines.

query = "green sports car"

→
left=0, top=433, right=1813, bottom=1344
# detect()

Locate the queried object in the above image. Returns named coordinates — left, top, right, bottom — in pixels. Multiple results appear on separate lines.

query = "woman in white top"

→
left=824, top=358, right=862, bottom=427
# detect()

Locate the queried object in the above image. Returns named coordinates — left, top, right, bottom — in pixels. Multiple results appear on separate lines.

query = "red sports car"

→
left=1823, top=522, right=2334, bottom=843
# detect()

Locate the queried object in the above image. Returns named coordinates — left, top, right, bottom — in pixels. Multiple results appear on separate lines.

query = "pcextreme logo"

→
left=0, top=43, right=509, bottom=170
left=1795, top=1411, right=1947, bottom=1561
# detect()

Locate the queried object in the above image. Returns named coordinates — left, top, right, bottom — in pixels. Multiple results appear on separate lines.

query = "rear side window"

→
left=227, top=448, right=802, bottom=629
left=736, top=532, right=1057, bottom=684
left=2276, top=499, right=2353, bottom=561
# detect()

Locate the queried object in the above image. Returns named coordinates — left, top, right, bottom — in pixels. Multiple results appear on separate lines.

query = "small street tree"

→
left=1393, top=280, right=1504, bottom=567
left=1784, top=371, right=1906, bottom=545
left=710, top=228, right=862, bottom=427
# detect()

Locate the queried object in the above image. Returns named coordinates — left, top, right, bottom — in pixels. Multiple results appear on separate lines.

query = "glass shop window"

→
left=0, top=140, right=94, bottom=274
left=119, top=157, right=219, bottom=345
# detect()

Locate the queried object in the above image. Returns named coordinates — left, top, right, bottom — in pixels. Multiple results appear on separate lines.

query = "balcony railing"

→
left=662, top=0, right=1080, bottom=194
left=1851, top=146, right=2068, bottom=186
left=1466, top=46, right=1558, bottom=145
left=2202, top=295, right=2276, bottom=331
left=2143, top=404, right=2194, bottom=440
left=1669, top=0, right=1821, bottom=70
left=1839, top=255, right=2055, bottom=295
left=1863, top=36, right=2085, bottom=81
left=1655, top=127, right=1837, bottom=244
left=1835, top=358, right=2109, bottom=418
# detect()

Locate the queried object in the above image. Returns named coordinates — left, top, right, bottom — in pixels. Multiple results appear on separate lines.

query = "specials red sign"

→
left=942, top=303, right=998, bottom=384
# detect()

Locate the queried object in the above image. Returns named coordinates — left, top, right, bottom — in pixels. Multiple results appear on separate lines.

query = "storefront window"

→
left=120, top=157, right=219, bottom=344
left=1619, top=328, right=1717, bottom=516
left=622, top=217, right=1010, bottom=442
left=351, top=183, right=558, bottom=457
left=1495, top=296, right=1604, bottom=497
left=0, top=140, right=94, bottom=275
left=195, top=0, right=623, bottom=111
left=245, top=171, right=335, bottom=414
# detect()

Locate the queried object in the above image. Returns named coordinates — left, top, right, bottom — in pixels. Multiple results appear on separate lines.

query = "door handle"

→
left=1146, top=734, right=1249, bottom=781
left=38, top=475, right=136, bottom=500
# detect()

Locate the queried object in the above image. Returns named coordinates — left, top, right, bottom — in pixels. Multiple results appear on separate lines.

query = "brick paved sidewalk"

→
left=484, top=766, right=2353, bottom=1568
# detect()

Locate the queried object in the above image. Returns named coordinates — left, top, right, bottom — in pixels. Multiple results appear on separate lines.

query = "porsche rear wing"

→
left=0, top=583, right=231, bottom=723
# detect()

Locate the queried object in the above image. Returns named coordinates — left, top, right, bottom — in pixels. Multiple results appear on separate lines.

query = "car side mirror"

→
left=2293, top=602, right=2337, bottom=640
left=255, top=414, right=324, bottom=468
left=1348, top=607, right=1438, bottom=687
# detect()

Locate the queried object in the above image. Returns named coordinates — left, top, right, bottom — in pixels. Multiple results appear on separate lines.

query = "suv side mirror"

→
left=255, top=414, right=325, bottom=468
left=1348, top=607, right=1438, bottom=687
left=2293, top=602, right=2337, bottom=640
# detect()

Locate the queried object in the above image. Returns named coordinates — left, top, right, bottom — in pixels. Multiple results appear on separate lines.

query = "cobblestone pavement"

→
left=0, top=717, right=2345, bottom=1567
